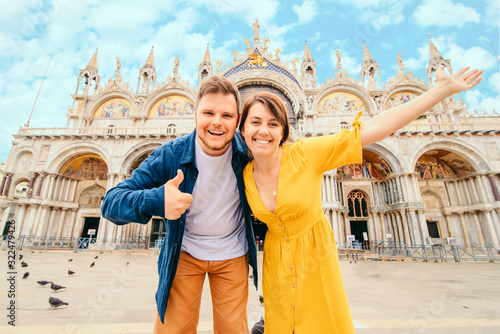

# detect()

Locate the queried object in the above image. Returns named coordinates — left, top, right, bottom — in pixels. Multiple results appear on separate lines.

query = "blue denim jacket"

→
left=101, top=130, right=258, bottom=323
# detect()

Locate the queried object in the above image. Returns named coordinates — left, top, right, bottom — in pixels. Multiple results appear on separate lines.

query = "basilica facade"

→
left=1, top=22, right=499, bottom=249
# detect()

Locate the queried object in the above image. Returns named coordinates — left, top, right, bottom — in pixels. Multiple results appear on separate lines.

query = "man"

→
left=101, top=76, right=258, bottom=333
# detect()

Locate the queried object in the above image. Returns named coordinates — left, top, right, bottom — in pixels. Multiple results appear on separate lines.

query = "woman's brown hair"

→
left=239, top=91, right=290, bottom=145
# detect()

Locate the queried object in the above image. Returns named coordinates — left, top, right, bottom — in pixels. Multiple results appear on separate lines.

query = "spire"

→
left=360, top=42, right=381, bottom=90
left=428, top=37, right=444, bottom=64
left=303, top=40, right=314, bottom=62
left=362, top=42, right=376, bottom=65
left=198, top=43, right=213, bottom=87
left=76, top=49, right=100, bottom=95
left=300, top=39, right=317, bottom=89
left=144, top=46, right=155, bottom=69
left=426, top=37, right=452, bottom=83
left=86, top=49, right=98, bottom=72
left=201, top=43, right=211, bottom=66
left=136, top=47, right=157, bottom=94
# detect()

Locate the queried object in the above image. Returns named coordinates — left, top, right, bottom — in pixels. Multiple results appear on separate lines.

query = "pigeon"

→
left=37, top=280, right=52, bottom=286
left=250, top=317, right=265, bottom=334
left=19, top=254, right=24, bottom=260
left=94, top=256, right=98, bottom=259
left=68, top=258, right=73, bottom=262
left=68, top=270, right=76, bottom=276
left=126, top=262, right=129, bottom=266
left=23, top=272, right=30, bottom=279
left=49, top=297, right=68, bottom=309
left=50, top=282, right=66, bottom=292
left=21, top=261, right=28, bottom=267
left=90, top=261, right=95, bottom=268
left=259, top=295, right=264, bottom=306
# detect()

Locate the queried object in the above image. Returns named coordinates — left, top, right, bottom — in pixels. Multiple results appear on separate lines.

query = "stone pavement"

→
left=1, top=249, right=500, bottom=333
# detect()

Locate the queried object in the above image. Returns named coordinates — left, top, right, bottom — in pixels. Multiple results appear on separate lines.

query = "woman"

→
left=239, top=65, right=482, bottom=333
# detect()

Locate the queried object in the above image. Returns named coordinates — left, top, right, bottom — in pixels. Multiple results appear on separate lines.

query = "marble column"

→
left=14, top=204, right=27, bottom=237
left=55, top=208, right=68, bottom=238
left=3, top=174, right=13, bottom=197
left=443, top=214, right=454, bottom=238
left=0, top=174, right=7, bottom=196
left=400, top=209, right=412, bottom=245
left=417, top=209, right=429, bottom=245
left=337, top=210, right=344, bottom=244
left=458, top=212, right=471, bottom=244
left=42, top=207, right=57, bottom=237
left=482, top=210, right=499, bottom=245
left=34, top=205, right=50, bottom=236
left=471, top=212, right=486, bottom=244
left=36, top=173, right=46, bottom=197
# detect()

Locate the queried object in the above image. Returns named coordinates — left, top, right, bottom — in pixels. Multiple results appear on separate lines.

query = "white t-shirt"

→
left=181, top=139, right=248, bottom=261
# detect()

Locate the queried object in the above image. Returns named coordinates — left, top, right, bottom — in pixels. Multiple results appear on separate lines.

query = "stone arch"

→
left=314, top=84, right=376, bottom=116
left=382, top=85, right=427, bottom=112
left=8, top=148, right=35, bottom=174
left=118, top=141, right=164, bottom=174
left=143, top=88, right=197, bottom=118
left=363, top=143, right=406, bottom=175
left=420, top=186, right=447, bottom=209
left=77, top=183, right=106, bottom=206
left=85, top=91, right=136, bottom=119
left=408, top=139, right=491, bottom=175
left=9, top=177, right=30, bottom=199
left=45, top=143, right=111, bottom=175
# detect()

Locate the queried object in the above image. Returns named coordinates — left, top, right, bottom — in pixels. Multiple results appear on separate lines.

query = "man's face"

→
left=195, top=92, right=239, bottom=157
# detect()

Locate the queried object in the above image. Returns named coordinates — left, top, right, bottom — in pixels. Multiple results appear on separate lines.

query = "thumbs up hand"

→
left=164, top=169, right=193, bottom=220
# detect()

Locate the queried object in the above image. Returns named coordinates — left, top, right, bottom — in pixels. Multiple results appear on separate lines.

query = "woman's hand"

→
left=435, top=65, right=483, bottom=95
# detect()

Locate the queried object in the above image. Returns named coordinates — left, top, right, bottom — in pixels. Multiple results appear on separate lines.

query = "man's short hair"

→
left=196, top=76, right=241, bottom=114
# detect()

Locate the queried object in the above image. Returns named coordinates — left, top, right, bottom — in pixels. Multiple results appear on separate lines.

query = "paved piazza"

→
left=1, top=249, right=499, bottom=333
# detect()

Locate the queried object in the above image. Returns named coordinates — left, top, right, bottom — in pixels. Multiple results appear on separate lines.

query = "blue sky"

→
left=0, top=0, right=499, bottom=164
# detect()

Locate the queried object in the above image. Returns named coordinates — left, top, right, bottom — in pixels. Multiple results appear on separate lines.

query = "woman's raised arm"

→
left=360, top=65, right=483, bottom=147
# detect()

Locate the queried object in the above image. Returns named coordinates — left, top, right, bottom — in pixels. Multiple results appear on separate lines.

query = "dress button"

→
left=279, top=224, right=283, bottom=227
left=286, top=247, right=289, bottom=250
left=290, top=266, right=293, bottom=270
left=282, top=230, right=285, bottom=233
left=291, top=304, right=294, bottom=308
left=283, top=236, right=286, bottom=240
left=292, top=284, right=295, bottom=288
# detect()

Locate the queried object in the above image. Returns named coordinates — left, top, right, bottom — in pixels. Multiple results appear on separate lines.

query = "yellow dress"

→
left=243, top=115, right=363, bottom=333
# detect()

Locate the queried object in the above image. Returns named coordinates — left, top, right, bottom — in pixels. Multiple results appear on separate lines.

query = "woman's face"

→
left=241, top=102, right=283, bottom=158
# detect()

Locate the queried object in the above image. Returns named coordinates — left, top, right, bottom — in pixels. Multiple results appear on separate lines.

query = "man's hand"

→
left=164, top=169, right=193, bottom=220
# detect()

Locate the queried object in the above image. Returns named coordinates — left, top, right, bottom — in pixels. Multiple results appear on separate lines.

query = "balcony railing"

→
left=297, top=122, right=499, bottom=135
left=15, top=126, right=195, bottom=138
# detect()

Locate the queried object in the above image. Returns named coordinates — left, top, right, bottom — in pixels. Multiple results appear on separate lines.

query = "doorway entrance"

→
left=79, top=217, right=100, bottom=248
left=150, top=218, right=166, bottom=247
left=350, top=220, right=369, bottom=246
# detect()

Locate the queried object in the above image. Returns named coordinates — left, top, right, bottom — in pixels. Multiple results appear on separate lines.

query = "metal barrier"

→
left=74, top=236, right=149, bottom=252
left=153, top=238, right=164, bottom=255
left=337, top=240, right=500, bottom=263
left=17, top=235, right=76, bottom=250
left=1, top=235, right=149, bottom=252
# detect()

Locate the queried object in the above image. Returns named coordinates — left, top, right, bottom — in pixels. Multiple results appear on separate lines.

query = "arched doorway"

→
left=347, top=190, right=370, bottom=246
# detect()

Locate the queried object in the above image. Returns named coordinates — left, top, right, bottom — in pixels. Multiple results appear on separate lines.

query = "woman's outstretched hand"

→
left=435, top=65, right=483, bottom=95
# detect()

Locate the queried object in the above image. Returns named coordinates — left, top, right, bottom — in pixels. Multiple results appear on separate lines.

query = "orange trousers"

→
left=154, top=251, right=250, bottom=334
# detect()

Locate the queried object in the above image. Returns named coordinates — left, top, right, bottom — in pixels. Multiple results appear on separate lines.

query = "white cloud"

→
left=463, top=73, right=500, bottom=114
left=328, top=0, right=409, bottom=28
left=484, top=0, right=500, bottom=28
left=189, top=0, right=280, bottom=25
left=413, top=0, right=481, bottom=27
left=293, top=0, right=319, bottom=24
